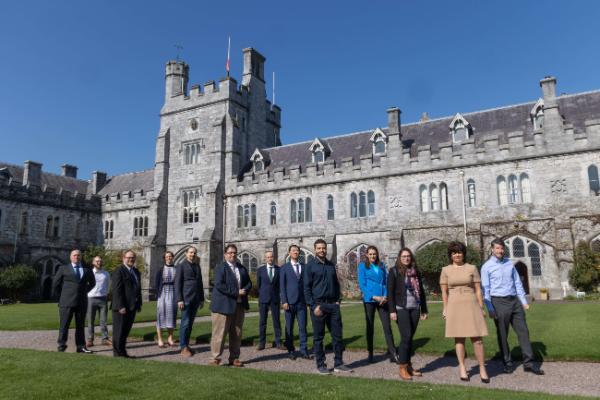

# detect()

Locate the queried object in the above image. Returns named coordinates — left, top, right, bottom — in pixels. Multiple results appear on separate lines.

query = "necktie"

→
left=294, top=264, right=300, bottom=279
left=74, top=265, right=81, bottom=280
left=130, top=268, right=138, bottom=288
left=268, top=267, right=273, bottom=281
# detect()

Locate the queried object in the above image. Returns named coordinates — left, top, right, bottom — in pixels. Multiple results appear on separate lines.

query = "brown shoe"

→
left=208, top=359, right=221, bottom=366
left=229, top=359, right=244, bottom=367
left=180, top=347, right=193, bottom=357
left=408, top=363, right=422, bottom=377
left=399, top=364, right=413, bottom=381
left=86, top=340, right=94, bottom=348
left=101, top=338, right=112, bottom=346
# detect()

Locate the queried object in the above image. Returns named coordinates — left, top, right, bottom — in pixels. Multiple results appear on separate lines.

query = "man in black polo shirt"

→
left=304, top=238, right=352, bottom=375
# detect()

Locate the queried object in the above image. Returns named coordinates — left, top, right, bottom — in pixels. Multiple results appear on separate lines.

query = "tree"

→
left=0, top=265, right=38, bottom=302
left=82, top=245, right=146, bottom=274
left=569, top=241, right=600, bottom=292
left=415, top=241, right=482, bottom=291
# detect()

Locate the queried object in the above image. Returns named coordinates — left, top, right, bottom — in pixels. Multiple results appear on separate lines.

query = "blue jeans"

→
left=179, top=301, right=200, bottom=349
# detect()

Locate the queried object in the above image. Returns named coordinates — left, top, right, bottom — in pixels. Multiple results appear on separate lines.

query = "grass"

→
left=0, top=301, right=257, bottom=330
left=129, top=302, right=600, bottom=362
left=0, top=348, right=588, bottom=400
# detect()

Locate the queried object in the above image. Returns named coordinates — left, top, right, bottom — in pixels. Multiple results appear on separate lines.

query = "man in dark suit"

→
left=53, top=249, right=96, bottom=353
left=209, top=244, right=252, bottom=367
left=256, top=250, right=282, bottom=350
left=280, top=244, right=311, bottom=360
left=111, top=249, right=142, bottom=357
left=175, top=246, right=204, bottom=357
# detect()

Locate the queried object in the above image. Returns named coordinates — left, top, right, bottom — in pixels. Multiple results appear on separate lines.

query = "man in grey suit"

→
left=52, top=249, right=96, bottom=353
left=175, top=246, right=204, bottom=357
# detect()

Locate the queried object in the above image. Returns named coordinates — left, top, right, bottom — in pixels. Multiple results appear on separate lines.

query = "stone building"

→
left=2, top=47, right=600, bottom=300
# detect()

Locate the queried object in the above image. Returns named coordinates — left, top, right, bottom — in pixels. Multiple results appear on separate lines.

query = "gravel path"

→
left=1, top=328, right=598, bottom=398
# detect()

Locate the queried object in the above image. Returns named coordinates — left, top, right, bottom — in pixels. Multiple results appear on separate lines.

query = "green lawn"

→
left=0, top=348, right=587, bottom=400
left=129, top=302, right=600, bottom=362
left=0, top=301, right=257, bottom=330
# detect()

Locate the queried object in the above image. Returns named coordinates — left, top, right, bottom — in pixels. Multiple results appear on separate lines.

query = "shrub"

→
left=82, top=245, right=146, bottom=274
left=569, top=241, right=600, bottom=292
left=415, top=241, right=482, bottom=289
left=0, top=265, right=38, bottom=302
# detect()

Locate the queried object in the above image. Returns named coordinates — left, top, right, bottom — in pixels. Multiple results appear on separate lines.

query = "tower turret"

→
left=165, top=60, right=189, bottom=100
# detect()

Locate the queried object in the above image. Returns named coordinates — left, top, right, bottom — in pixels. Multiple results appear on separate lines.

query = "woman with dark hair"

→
left=387, top=248, right=428, bottom=380
left=357, top=245, right=397, bottom=364
left=440, top=241, right=489, bottom=383
left=155, top=251, right=178, bottom=348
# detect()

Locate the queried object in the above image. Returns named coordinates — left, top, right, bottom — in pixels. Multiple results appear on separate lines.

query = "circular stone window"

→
left=190, top=119, right=198, bottom=130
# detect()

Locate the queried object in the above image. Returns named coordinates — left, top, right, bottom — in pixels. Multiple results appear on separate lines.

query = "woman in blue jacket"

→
left=358, top=245, right=398, bottom=363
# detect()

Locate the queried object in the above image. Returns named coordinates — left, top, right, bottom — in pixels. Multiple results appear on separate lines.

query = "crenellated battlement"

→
left=228, top=116, right=600, bottom=195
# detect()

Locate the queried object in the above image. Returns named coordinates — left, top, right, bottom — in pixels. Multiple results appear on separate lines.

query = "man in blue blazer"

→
left=280, top=244, right=311, bottom=360
left=209, top=244, right=252, bottom=367
left=256, top=250, right=283, bottom=350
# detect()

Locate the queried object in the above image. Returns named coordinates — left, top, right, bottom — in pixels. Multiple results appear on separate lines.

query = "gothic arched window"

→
left=367, top=190, right=375, bottom=216
left=589, top=165, right=600, bottom=196
left=467, top=179, right=476, bottom=207
left=270, top=202, right=277, bottom=225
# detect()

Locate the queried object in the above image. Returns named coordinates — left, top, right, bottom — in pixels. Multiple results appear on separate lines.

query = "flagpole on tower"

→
left=226, top=36, right=231, bottom=78
left=272, top=71, right=276, bottom=110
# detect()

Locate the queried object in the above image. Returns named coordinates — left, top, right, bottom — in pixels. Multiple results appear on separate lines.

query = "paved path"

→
left=1, top=329, right=598, bottom=398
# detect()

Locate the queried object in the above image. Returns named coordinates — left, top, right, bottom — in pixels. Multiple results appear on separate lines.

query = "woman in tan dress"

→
left=440, top=241, right=490, bottom=383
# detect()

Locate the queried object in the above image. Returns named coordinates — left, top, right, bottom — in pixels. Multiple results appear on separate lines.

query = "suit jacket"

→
left=210, top=261, right=252, bottom=315
left=111, top=265, right=142, bottom=312
left=52, top=264, right=96, bottom=308
left=174, top=259, right=205, bottom=305
left=257, top=264, right=280, bottom=304
left=279, top=262, right=305, bottom=305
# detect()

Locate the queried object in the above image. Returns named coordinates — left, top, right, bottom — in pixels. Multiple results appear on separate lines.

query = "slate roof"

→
left=97, top=169, right=154, bottom=196
left=0, top=162, right=89, bottom=193
left=251, top=90, right=600, bottom=174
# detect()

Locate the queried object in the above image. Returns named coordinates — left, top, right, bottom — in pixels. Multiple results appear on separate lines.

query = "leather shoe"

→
left=524, top=366, right=545, bottom=375
left=288, top=352, right=297, bottom=360
left=208, top=359, right=221, bottom=366
left=101, top=338, right=112, bottom=346
left=503, top=364, right=513, bottom=374
left=57, top=346, right=67, bottom=352
left=256, top=344, right=265, bottom=351
left=229, top=359, right=244, bottom=367
left=86, top=340, right=94, bottom=348
left=77, top=347, right=93, bottom=354
left=300, top=352, right=313, bottom=360
left=180, top=347, right=193, bottom=357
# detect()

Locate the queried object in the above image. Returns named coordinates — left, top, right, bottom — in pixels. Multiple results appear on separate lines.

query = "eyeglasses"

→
left=226, top=252, right=237, bottom=255
left=400, top=255, right=412, bottom=259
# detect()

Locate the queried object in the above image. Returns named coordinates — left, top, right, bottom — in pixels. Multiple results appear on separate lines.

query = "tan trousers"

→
left=210, top=304, right=245, bottom=362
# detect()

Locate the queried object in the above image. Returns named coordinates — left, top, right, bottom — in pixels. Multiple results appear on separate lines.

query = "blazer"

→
left=210, top=261, right=252, bottom=315
left=111, top=265, right=142, bottom=312
left=387, top=267, right=428, bottom=314
left=256, top=264, right=280, bottom=304
left=52, top=264, right=96, bottom=308
left=358, top=261, right=388, bottom=302
left=279, top=261, right=305, bottom=305
left=174, top=259, right=205, bottom=305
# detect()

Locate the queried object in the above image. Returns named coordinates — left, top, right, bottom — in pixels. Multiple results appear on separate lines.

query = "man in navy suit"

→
left=280, top=244, right=311, bottom=360
left=209, top=244, right=252, bottom=367
left=52, top=249, right=96, bottom=353
left=256, top=250, right=283, bottom=350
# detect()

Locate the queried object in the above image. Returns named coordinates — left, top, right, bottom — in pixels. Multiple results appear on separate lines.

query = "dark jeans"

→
left=491, top=296, right=534, bottom=367
left=179, top=300, right=200, bottom=349
left=310, top=303, right=344, bottom=368
left=58, top=304, right=86, bottom=349
left=394, top=307, right=420, bottom=363
left=284, top=303, right=308, bottom=353
left=86, top=296, right=109, bottom=341
left=112, top=310, right=136, bottom=356
left=259, top=302, right=282, bottom=346
left=363, top=302, right=396, bottom=356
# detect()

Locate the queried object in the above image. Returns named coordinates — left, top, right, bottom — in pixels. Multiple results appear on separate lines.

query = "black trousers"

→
left=310, top=303, right=344, bottom=368
left=363, top=302, right=396, bottom=356
left=259, top=302, right=282, bottom=345
left=394, top=308, right=420, bottom=364
left=112, top=310, right=137, bottom=356
left=57, top=304, right=86, bottom=349
left=491, top=296, right=534, bottom=367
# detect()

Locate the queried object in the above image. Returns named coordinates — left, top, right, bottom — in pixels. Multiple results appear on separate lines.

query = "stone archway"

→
left=514, top=261, right=530, bottom=295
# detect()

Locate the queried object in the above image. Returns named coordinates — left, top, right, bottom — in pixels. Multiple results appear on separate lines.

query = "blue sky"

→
left=1, top=1, right=599, bottom=178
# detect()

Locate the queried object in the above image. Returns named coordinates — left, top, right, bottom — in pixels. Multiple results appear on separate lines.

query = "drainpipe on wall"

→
left=459, top=170, right=468, bottom=246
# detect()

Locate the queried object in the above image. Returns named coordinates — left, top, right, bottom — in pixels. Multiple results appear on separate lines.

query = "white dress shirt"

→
left=88, top=268, right=110, bottom=297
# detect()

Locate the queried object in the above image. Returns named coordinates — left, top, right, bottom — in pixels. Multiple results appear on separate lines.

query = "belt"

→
left=89, top=295, right=108, bottom=299
left=492, top=295, right=516, bottom=299
left=162, top=282, right=174, bottom=285
left=448, top=287, right=474, bottom=294
left=316, top=299, right=338, bottom=304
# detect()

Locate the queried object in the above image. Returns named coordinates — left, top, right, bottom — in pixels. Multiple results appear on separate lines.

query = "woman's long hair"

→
left=395, top=247, right=418, bottom=275
left=364, top=245, right=380, bottom=269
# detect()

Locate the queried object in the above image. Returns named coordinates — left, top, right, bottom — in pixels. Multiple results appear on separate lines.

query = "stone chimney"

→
left=91, top=171, right=107, bottom=194
left=539, top=76, right=563, bottom=132
left=387, top=107, right=401, bottom=136
left=23, top=160, right=42, bottom=187
left=61, top=164, right=78, bottom=178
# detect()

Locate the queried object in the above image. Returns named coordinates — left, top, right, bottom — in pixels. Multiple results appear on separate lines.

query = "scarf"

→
left=405, top=267, right=421, bottom=302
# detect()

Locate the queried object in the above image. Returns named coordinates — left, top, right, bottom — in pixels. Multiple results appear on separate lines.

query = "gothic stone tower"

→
left=154, top=48, right=281, bottom=289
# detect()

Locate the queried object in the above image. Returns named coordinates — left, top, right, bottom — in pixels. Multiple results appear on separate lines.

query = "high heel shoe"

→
left=459, top=374, right=470, bottom=382
left=481, top=377, right=490, bottom=384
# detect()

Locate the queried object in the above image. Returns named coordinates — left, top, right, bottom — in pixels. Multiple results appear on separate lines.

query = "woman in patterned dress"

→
left=155, top=251, right=178, bottom=348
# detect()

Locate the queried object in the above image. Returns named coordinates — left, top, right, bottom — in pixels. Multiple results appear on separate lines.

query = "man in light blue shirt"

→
left=481, top=238, right=543, bottom=375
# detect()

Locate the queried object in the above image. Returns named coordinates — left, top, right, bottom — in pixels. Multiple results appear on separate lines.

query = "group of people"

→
left=53, top=237, right=544, bottom=380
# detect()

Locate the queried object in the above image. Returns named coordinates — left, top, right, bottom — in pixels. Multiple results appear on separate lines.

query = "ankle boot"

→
left=399, top=364, right=413, bottom=381
left=408, top=362, right=422, bottom=377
